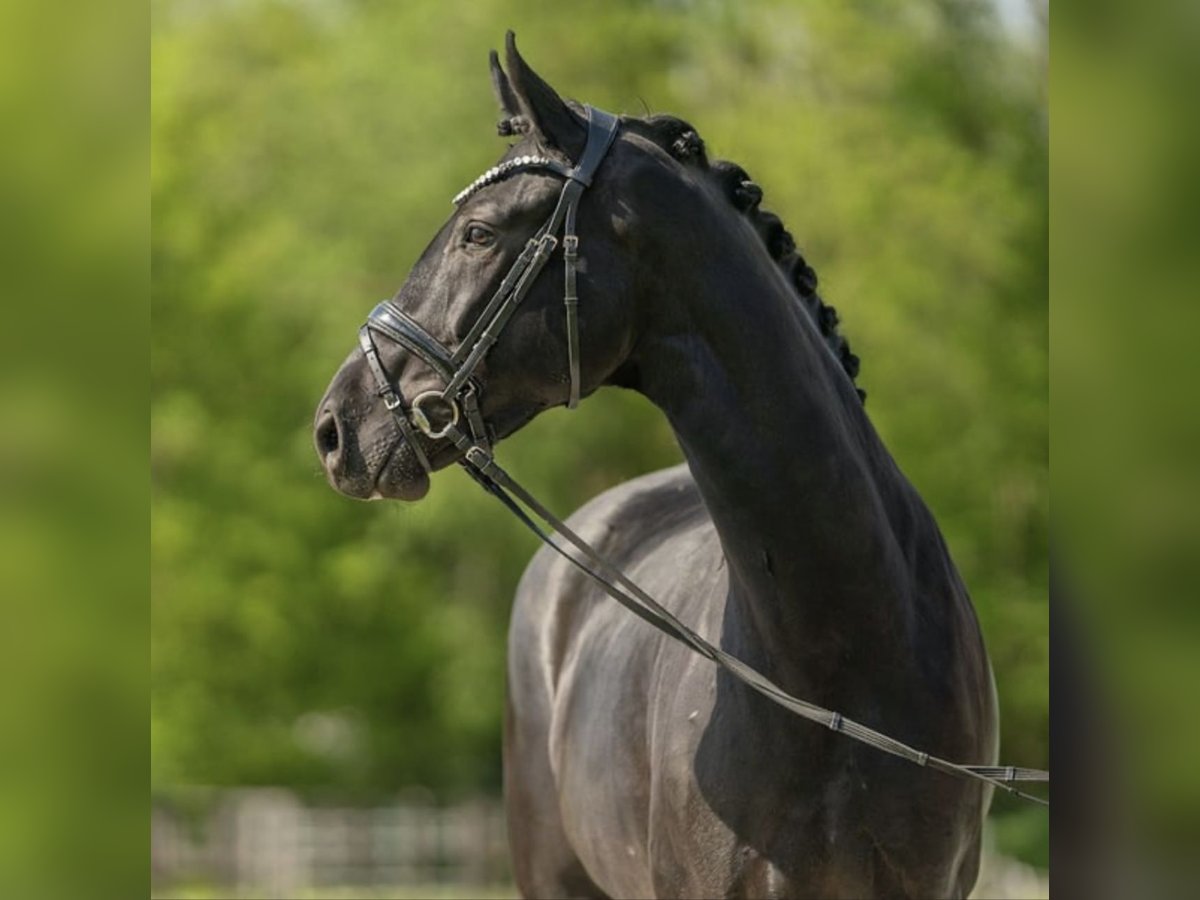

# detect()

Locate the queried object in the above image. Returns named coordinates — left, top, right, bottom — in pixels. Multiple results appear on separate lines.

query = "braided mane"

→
left=640, top=115, right=865, bottom=403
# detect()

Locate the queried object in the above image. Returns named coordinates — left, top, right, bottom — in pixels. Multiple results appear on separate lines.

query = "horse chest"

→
left=644, top=708, right=886, bottom=897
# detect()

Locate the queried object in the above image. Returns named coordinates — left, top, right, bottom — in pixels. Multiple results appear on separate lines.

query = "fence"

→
left=151, top=788, right=1047, bottom=899
left=151, top=789, right=511, bottom=897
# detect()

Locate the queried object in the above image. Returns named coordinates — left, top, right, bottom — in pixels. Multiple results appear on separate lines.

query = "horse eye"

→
left=464, top=223, right=496, bottom=247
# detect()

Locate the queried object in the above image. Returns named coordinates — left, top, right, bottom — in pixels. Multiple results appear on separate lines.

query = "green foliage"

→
left=151, top=0, right=1046, bottom=836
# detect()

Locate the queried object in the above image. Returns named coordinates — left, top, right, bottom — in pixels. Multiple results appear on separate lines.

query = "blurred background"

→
left=151, top=0, right=1047, bottom=896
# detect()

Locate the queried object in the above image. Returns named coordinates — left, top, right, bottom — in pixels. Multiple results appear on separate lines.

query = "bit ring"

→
left=410, top=390, right=460, bottom=439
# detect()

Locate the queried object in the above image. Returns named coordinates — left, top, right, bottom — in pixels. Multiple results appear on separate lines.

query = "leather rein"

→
left=357, top=106, right=1049, bottom=807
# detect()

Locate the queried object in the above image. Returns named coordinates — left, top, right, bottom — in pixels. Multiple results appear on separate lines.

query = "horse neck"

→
left=633, top=206, right=926, bottom=684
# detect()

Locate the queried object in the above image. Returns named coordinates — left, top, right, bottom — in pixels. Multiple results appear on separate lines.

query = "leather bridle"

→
left=358, top=105, right=620, bottom=472
left=355, top=105, right=1050, bottom=806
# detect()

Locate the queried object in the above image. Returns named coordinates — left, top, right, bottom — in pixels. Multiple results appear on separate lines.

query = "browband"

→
left=453, top=155, right=571, bottom=207
left=451, top=107, right=620, bottom=205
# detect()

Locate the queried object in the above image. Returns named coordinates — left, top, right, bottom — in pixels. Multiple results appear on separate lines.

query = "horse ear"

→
left=503, top=31, right=587, bottom=158
left=489, top=49, right=520, bottom=120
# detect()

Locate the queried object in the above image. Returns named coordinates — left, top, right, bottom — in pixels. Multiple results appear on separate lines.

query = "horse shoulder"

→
left=509, top=461, right=706, bottom=684
left=505, top=463, right=715, bottom=897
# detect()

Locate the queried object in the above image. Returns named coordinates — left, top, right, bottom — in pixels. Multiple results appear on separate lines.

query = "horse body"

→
left=508, top=458, right=996, bottom=899
left=316, top=34, right=1003, bottom=899
left=493, top=132, right=998, bottom=898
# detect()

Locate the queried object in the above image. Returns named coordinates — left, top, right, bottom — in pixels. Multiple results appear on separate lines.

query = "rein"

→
left=358, top=105, right=1050, bottom=807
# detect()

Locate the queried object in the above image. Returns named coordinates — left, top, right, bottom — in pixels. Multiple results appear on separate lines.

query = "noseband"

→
left=351, top=105, right=1049, bottom=806
left=358, top=105, right=620, bottom=472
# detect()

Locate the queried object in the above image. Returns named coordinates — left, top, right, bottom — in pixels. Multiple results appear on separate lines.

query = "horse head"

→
left=315, top=33, right=863, bottom=502
left=315, top=34, right=655, bottom=501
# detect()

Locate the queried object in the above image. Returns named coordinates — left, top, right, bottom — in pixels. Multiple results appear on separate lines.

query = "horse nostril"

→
left=316, top=410, right=341, bottom=460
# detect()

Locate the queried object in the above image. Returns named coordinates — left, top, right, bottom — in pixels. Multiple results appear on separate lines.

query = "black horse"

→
left=316, top=34, right=998, bottom=899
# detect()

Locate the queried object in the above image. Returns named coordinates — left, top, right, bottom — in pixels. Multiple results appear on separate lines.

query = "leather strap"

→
left=448, top=434, right=1050, bottom=808
left=451, top=238, right=542, bottom=367
left=562, top=108, right=618, bottom=407
left=357, top=326, right=433, bottom=474
left=568, top=107, right=620, bottom=186
left=564, top=232, right=582, bottom=408
left=369, top=301, right=457, bottom=383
